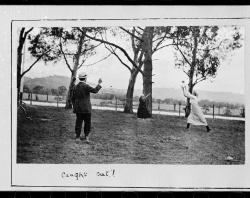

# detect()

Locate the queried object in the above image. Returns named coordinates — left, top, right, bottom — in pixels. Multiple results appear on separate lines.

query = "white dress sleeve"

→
left=183, top=87, right=197, bottom=100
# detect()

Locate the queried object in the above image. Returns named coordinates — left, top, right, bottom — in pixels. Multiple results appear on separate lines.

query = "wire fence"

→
left=21, top=92, right=245, bottom=119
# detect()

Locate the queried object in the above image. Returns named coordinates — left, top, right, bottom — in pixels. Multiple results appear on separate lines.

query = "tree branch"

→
left=153, top=34, right=167, bottom=52
left=137, top=27, right=144, bottom=31
left=81, top=52, right=113, bottom=67
left=193, top=76, right=206, bottom=85
left=21, top=49, right=50, bottom=77
left=152, top=31, right=173, bottom=44
left=131, top=28, right=136, bottom=55
left=77, top=28, right=144, bottom=76
left=153, top=43, right=174, bottom=54
left=77, top=57, right=87, bottom=69
left=119, top=27, right=144, bottom=42
left=197, top=39, right=227, bottom=51
left=104, top=44, right=132, bottom=72
left=137, top=50, right=144, bottom=65
left=64, top=52, right=76, bottom=56
left=134, top=27, right=143, bottom=35
left=59, top=40, right=73, bottom=72
left=174, top=39, right=192, bottom=67
left=81, top=43, right=102, bottom=54
left=183, top=69, right=189, bottom=77
left=24, top=27, right=34, bottom=38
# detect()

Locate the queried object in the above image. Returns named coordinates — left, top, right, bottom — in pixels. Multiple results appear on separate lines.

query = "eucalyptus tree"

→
left=171, top=26, right=242, bottom=116
left=82, top=26, right=172, bottom=116
left=17, top=27, right=56, bottom=102
left=42, top=27, right=104, bottom=108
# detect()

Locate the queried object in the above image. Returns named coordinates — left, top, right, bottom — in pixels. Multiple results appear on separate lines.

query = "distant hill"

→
left=103, top=87, right=244, bottom=105
left=24, top=75, right=70, bottom=90
left=151, top=87, right=244, bottom=105
left=23, top=75, right=244, bottom=105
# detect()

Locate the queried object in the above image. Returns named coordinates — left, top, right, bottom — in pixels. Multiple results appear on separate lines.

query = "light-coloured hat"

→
left=78, top=72, right=87, bottom=79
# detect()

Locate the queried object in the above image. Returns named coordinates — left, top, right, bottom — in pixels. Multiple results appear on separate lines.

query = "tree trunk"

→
left=123, top=28, right=145, bottom=113
left=65, top=71, right=77, bottom=109
left=17, top=28, right=25, bottom=103
left=17, top=45, right=23, bottom=103
left=65, top=32, right=85, bottom=109
left=185, top=27, right=198, bottom=117
left=185, top=76, right=195, bottom=117
left=124, top=69, right=139, bottom=113
left=142, top=27, right=154, bottom=117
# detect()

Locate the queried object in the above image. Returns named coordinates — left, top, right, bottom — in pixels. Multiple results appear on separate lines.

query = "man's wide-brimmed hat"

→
left=78, top=72, right=87, bottom=78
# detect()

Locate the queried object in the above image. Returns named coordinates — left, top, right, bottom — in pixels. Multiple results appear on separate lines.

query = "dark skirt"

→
left=137, top=98, right=150, bottom=119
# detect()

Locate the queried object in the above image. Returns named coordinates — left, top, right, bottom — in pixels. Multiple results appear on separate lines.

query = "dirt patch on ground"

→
left=17, top=105, right=245, bottom=164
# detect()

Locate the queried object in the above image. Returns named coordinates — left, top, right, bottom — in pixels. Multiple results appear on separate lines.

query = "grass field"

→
left=17, top=105, right=245, bottom=164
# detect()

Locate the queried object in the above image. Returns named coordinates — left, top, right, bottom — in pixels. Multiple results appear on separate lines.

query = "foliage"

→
left=58, top=86, right=67, bottom=96
left=51, top=88, right=59, bottom=95
left=91, top=93, right=125, bottom=101
left=23, top=85, right=30, bottom=93
left=27, top=31, right=58, bottom=63
left=38, top=27, right=106, bottom=108
left=32, top=85, right=44, bottom=94
left=202, top=105, right=210, bottom=114
left=172, top=26, right=243, bottom=87
left=224, top=107, right=232, bottom=116
left=40, top=27, right=105, bottom=69
left=199, top=99, right=244, bottom=109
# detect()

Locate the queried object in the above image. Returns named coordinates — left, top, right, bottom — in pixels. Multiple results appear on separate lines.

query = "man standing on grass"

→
left=72, top=72, right=102, bottom=143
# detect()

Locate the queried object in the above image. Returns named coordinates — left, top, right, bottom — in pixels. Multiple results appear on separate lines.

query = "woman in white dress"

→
left=181, top=83, right=211, bottom=132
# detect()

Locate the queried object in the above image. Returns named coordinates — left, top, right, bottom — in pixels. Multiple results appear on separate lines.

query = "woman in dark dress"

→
left=137, top=93, right=151, bottom=119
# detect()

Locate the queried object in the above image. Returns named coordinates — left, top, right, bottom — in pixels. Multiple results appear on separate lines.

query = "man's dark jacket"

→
left=72, top=82, right=102, bottom=114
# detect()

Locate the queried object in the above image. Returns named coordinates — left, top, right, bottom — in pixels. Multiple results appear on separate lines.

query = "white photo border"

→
left=3, top=6, right=250, bottom=191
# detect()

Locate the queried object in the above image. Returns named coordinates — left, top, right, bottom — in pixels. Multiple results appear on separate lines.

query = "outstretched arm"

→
left=145, top=93, right=151, bottom=99
left=182, top=86, right=196, bottom=99
left=86, top=78, right=102, bottom=93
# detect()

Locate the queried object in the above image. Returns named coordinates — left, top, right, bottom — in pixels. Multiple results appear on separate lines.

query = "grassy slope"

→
left=17, top=105, right=245, bottom=164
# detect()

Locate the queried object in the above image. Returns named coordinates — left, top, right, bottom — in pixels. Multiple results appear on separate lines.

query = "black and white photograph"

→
left=0, top=6, right=249, bottom=190
left=16, top=24, right=245, bottom=165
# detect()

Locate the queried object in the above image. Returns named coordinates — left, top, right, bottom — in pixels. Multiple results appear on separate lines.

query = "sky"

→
left=21, top=26, right=245, bottom=94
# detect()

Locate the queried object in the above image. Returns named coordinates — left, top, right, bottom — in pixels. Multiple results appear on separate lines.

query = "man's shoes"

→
left=80, top=136, right=86, bottom=141
left=85, top=136, right=90, bottom=143
left=75, top=137, right=80, bottom=142
left=75, top=134, right=90, bottom=143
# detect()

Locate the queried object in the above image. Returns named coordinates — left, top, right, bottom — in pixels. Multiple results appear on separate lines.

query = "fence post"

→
left=212, top=104, right=215, bottom=119
left=174, top=103, right=176, bottom=112
left=218, top=106, right=220, bottom=115
left=57, top=94, right=59, bottom=107
left=30, top=92, right=32, bottom=105
left=179, top=102, right=181, bottom=117
left=115, top=97, right=118, bottom=111
left=47, top=93, right=48, bottom=101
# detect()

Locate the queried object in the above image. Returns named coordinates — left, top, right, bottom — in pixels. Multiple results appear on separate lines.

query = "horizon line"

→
left=24, top=74, right=244, bottom=95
